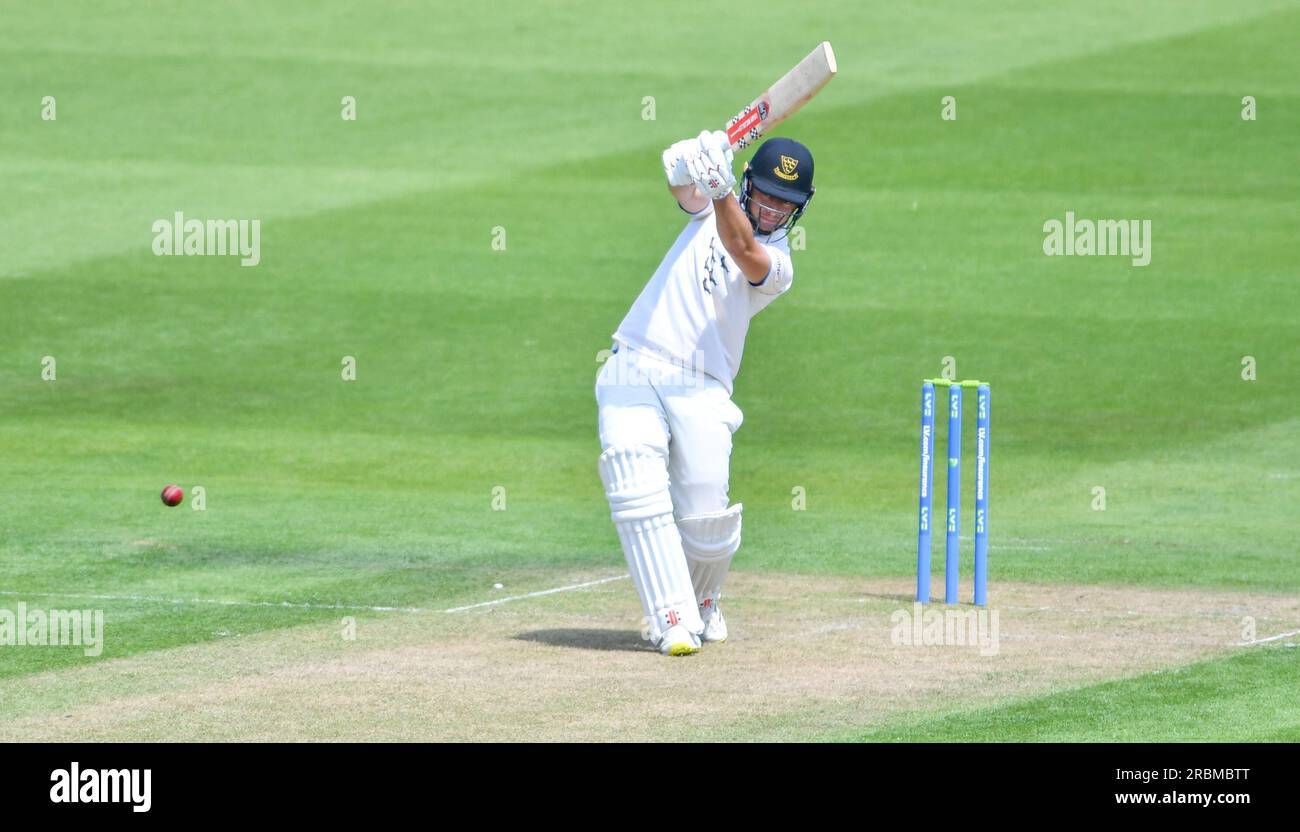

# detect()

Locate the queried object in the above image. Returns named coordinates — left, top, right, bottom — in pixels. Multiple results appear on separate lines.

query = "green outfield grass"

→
left=845, top=646, right=1300, bottom=742
left=1, top=0, right=1296, bottom=739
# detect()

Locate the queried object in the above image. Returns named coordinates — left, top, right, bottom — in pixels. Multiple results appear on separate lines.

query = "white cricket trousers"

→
left=594, top=343, right=743, bottom=641
left=595, top=344, right=742, bottom=518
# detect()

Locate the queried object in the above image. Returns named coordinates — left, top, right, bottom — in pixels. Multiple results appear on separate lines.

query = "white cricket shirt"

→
left=612, top=196, right=794, bottom=393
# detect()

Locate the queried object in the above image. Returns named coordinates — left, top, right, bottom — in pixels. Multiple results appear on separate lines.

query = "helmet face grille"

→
left=743, top=167, right=811, bottom=244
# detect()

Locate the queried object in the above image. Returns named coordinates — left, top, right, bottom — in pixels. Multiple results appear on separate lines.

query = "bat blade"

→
left=724, top=41, right=837, bottom=151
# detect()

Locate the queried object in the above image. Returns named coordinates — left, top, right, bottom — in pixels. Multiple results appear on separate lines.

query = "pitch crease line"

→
left=0, top=574, right=630, bottom=616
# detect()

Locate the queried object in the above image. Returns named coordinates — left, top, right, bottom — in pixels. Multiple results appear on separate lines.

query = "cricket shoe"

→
left=657, top=623, right=701, bottom=656
left=699, top=598, right=728, bottom=643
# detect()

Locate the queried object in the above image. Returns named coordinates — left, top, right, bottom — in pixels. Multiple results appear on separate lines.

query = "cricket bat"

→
left=723, top=41, right=837, bottom=151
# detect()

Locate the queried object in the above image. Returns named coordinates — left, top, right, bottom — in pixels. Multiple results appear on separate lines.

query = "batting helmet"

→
left=739, top=137, right=815, bottom=236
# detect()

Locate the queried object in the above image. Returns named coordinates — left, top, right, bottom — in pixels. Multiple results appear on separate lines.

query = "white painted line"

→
left=0, top=589, right=430, bottom=614
left=442, top=575, right=628, bottom=613
left=903, top=535, right=1052, bottom=552
left=0, top=574, right=630, bottom=616
left=1237, top=628, right=1300, bottom=646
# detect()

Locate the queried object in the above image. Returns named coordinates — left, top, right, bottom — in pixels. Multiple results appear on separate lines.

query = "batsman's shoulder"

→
left=748, top=241, right=793, bottom=294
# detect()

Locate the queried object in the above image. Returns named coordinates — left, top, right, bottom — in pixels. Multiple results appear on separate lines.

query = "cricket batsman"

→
left=595, top=130, right=816, bottom=655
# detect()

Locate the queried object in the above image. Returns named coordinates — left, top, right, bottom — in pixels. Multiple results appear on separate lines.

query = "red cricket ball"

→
left=161, top=484, right=184, bottom=507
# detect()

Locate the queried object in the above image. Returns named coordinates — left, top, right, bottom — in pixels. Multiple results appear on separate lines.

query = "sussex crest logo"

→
left=775, top=154, right=800, bottom=181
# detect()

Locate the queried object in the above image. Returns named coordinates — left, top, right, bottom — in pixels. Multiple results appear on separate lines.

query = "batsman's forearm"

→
left=713, top=196, right=757, bottom=257
left=713, top=195, right=771, bottom=282
left=671, top=183, right=709, bottom=213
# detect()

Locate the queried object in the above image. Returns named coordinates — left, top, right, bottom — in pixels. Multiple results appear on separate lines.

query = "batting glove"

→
left=688, top=144, right=736, bottom=199
left=662, top=138, right=699, bottom=187
left=697, top=129, right=735, bottom=162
